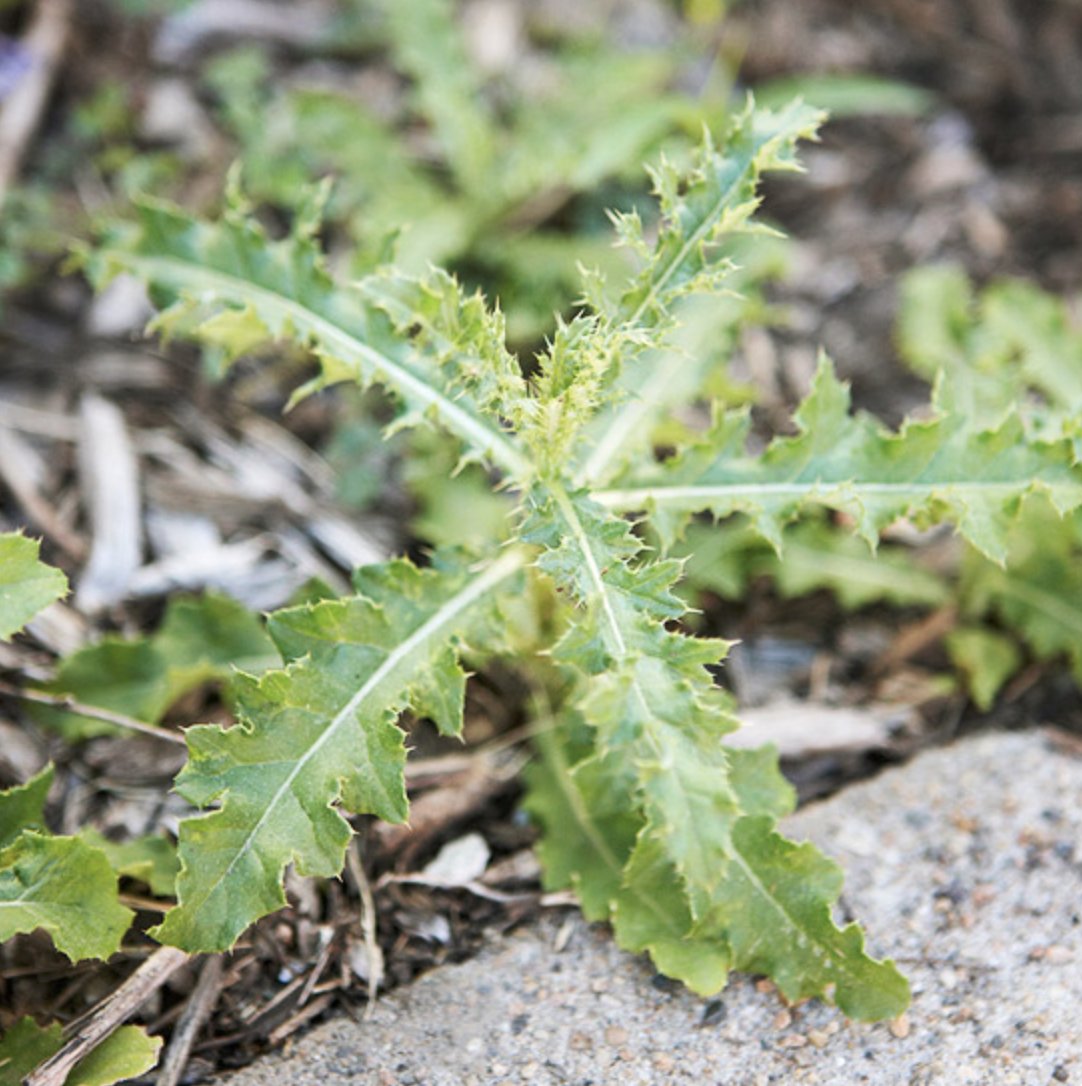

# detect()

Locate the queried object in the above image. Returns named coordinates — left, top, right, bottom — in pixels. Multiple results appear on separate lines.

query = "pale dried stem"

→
left=345, top=839, right=383, bottom=1018
left=0, top=680, right=188, bottom=747
left=154, top=955, right=225, bottom=1086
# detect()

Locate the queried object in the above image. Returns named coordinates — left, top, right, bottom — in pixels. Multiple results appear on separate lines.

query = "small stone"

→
left=1052, top=1065, right=1070, bottom=1082
left=604, top=1025, right=629, bottom=1046
left=890, top=1014, right=911, bottom=1040
left=807, top=1029, right=830, bottom=1048
left=569, top=1031, right=592, bottom=1051
left=591, top=978, right=608, bottom=993
left=777, top=1034, right=807, bottom=1049
left=772, top=1010, right=793, bottom=1030
left=652, top=1053, right=675, bottom=1072
left=755, top=979, right=776, bottom=995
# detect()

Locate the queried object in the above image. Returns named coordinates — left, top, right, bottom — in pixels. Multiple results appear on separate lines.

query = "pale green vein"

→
left=183, top=547, right=527, bottom=910
left=113, top=254, right=532, bottom=481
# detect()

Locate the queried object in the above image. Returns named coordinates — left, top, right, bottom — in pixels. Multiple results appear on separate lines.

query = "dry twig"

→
left=0, top=680, right=188, bottom=747
left=154, top=955, right=224, bottom=1086
left=345, top=840, right=383, bottom=1017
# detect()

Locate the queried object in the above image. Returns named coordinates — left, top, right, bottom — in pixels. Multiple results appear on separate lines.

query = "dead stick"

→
left=0, top=681, right=188, bottom=747
left=0, top=0, right=72, bottom=207
left=154, top=955, right=224, bottom=1086
left=25, top=946, right=190, bottom=1086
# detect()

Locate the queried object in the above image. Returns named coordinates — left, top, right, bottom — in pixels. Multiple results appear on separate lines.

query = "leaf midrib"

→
left=115, top=253, right=532, bottom=480
left=180, top=548, right=527, bottom=914
left=594, top=479, right=1082, bottom=509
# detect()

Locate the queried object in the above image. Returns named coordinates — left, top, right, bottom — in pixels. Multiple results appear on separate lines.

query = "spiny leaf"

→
left=595, top=357, right=1082, bottom=563
left=0, top=533, right=67, bottom=641
left=525, top=481, right=904, bottom=1010
left=606, top=97, right=822, bottom=331
left=613, top=835, right=732, bottom=995
left=576, top=285, right=775, bottom=489
left=0, top=764, right=53, bottom=850
left=578, top=103, right=817, bottom=486
left=0, top=832, right=132, bottom=961
left=699, top=816, right=909, bottom=1020
left=85, top=197, right=531, bottom=479
left=154, top=550, right=525, bottom=952
left=525, top=733, right=640, bottom=922
left=525, top=731, right=734, bottom=996
left=525, top=485, right=744, bottom=914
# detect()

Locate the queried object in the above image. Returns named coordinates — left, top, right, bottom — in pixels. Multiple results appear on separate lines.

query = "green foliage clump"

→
left=0, top=537, right=160, bottom=1086
left=71, top=93, right=1082, bottom=1024
left=897, top=265, right=1082, bottom=703
left=202, top=0, right=734, bottom=343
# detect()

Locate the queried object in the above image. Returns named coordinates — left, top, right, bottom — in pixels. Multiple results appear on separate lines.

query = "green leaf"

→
left=153, top=550, right=525, bottom=952
left=525, top=732, right=734, bottom=996
left=154, top=592, right=279, bottom=702
left=960, top=501, right=1082, bottom=685
left=765, top=522, right=951, bottom=609
left=85, top=195, right=531, bottom=480
left=34, top=593, right=277, bottom=738
left=0, top=765, right=54, bottom=850
left=607, top=98, right=822, bottom=331
left=0, top=1017, right=62, bottom=1086
left=756, top=74, right=933, bottom=117
left=66, top=1027, right=162, bottom=1086
left=945, top=626, right=1021, bottom=711
left=613, top=834, right=732, bottom=996
left=34, top=639, right=171, bottom=739
left=525, top=482, right=904, bottom=1010
left=700, top=816, right=910, bottom=1020
left=79, top=831, right=179, bottom=898
left=0, top=832, right=132, bottom=961
left=595, top=357, right=1082, bottom=563
left=898, top=265, right=1082, bottom=437
left=525, top=735, right=640, bottom=921
left=0, top=533, right=67, bottom=641
left=0, top=1018, right=162, bottom=1086
left=375, top=0, right=495, bottom=193
left=678, top=519, right=951, bottom=610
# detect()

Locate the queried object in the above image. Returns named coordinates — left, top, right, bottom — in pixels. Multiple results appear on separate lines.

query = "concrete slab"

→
left=222, top=730, right=1082, bottom=1085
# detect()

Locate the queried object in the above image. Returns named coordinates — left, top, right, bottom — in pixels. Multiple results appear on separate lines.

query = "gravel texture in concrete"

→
left=222, top=730, right=1082, bottom=1085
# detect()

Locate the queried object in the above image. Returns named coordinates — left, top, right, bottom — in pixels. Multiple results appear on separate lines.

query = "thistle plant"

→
left=8, top=98, right=1082, bottom=1032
